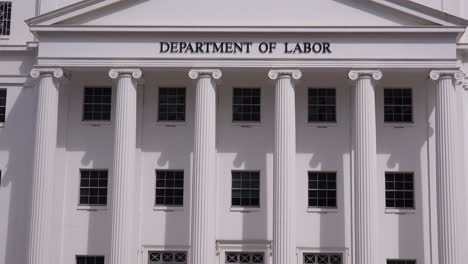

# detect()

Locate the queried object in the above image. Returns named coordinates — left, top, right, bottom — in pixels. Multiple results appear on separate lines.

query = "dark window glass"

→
left=385, top=172, right=415, bottom=209
left=303, top=253, right=342, bottom=264
left=79, top=170, right=108, bottom=206
left=308, top=88, right=336, bottom=122
left=0, top=2, right=12, bottom=36
left=82, top=87, right=112, bottom=121
left=155, top=170, right=184, bottom=206
left=76, top=255, right=105, bottom=264
left=387, top=260, right=416, bottom=264
left=232, top=88, right=261, bottom=122
left=308, top=172, right=337, bottom=208
left=225, top=252, right=264, bottom=264
left=148, top=251, right=187, bottom=264
left=231, top=171, right=260, bottom=207
left=0, top=89, right=6, bottom=123
left=158, top=87, right=186, bottom=122
left=384, top=88, right=413, bottom=123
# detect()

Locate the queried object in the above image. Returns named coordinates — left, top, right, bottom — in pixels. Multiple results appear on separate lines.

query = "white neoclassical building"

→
left=1, top=0, right=468, bottom=264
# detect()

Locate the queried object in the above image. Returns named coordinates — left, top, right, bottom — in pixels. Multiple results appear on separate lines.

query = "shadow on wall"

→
left=1, top=84, right=36, bottom=264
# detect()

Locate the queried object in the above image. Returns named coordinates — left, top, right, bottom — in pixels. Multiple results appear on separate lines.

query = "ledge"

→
left=230, top=207, right=261, bottom=213
left=156, top=121, right=186, bottom=127
left=307, top=207, right=338, bottom=214
left=383, top=122, right=415, bottom=128
left=232, top=122, right=262, bottom=128
left=81, top=121, right=112, bottom=126
left=153, top=206, right=184, bottom=212
left=77, top=205, right=107, bottom=211
left=306, top=122, right=338, bottom=128
left=385, top=208, right=416, bottom=214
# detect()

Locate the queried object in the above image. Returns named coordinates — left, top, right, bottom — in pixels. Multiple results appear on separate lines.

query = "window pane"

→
left=82, top=87, right=112, bottom=121
left=308, top=88, right=336, bottom=123
left=231, top=171, right=260, bottom=207
left=155, top=170, right=184, bottom=206
left=158, top=88, right=186, bottom=122
left=385, top=172, right=415, bottom=209
left=308, top=172, right=337, bottom=208
left=79, top=170, right=108, bottom=206
left=384, top=88, right=413, bottom=123
left=232, top=88, right=261, bottom=122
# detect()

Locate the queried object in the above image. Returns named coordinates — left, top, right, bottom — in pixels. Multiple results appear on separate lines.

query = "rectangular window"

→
left=308, top=172, right=337, bottom=208
left=303, top=253, right=342, bottom=264
left=0, top=89, right=6, bottom=123
left=0, top=2, right=11, bottom=36
left=226, top=252, right=264, bottom=264
left=82, top=87, right=112, bottom=121
left=387, top=260, right=416, bottom=264
left=308, top=88, right=336, bottom=123
left=232, top=88, right=261, bottom=122
left=76, top=255, right=105, bottom=264
left=79, top=170, right=108, bottom=206
left=384, top=88, right=413, bottom=123
left=385, top=172, right=414, bottom=209
left=231, top=171, right=260, bottom=207
left=155, top=170, right=184, bottom=207
left=158, top=87, right=186, bottom=122
left=148, top=251, right=187, bottom=264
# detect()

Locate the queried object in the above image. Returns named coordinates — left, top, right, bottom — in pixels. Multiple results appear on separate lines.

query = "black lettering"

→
left=284, top=42, right=292, bottom=53
left=323, top=42, right=331, bottom=53
left=195, top=42, right=203, bottom=53
left=259, top=42, right=269, bottom=53
left=170, top=42, right=178, bottom=53
left=160, top=42, right=170, bottom=53
left=245, top=42, right=252, bottom=53
left=303, top=42, right=311, bottom=53
left=213, top=42, right=223, bottom=53
left=180, top=42, right=187, bottom=53
left=312, top=42, right=322, bottom=54
left=225, top=42, right=233, bottom=53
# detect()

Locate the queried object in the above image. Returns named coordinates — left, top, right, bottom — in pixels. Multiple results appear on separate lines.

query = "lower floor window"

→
left=303, top=253, right=342, bottom=264
left=76, top=255, right=104, bottom=264
left=226, top=252, right=264, bottom=264
left=387, top=260, right=416, bottom=264
left=148, top=251, right=187, bottom=264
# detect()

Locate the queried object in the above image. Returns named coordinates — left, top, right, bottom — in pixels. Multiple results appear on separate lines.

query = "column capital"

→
left=109, top=68, right=143, bottom=79
left=30, top=67, right=64, bottom=79
left=188, top=69, right=222, bottom=80
left=348, top=69, right=382, bottom=81
left=268, top=69, right=302, bottom=80
left=429, top=70, right=464, bottom=81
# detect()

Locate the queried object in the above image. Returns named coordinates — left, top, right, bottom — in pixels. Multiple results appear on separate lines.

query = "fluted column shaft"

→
left=27, top=68, right=64, bottom=264
left=269, top=69, right=301, bottom=264
left=109, top=68, right=142, bottom=264
left=189, top=69, right=222, bottom=264
left=430, top=70, right=465, bottom=264
left=349, top=70, right=382, bottom=264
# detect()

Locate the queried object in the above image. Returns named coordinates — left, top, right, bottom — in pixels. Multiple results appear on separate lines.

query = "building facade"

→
left=1, top=0, right=468, bottom=264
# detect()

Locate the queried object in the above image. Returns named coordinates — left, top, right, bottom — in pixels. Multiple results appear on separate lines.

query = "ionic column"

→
left=430, top=70, right=466, bottom=264
left=348, top=69, right=382, bottom=264
left=268, top=69, right=302, bottom=264
left=27, top=68, right=64, bottom=264
left=188, top=69, right=222, bottom=264
left=108, top=68, right=142, bottom=264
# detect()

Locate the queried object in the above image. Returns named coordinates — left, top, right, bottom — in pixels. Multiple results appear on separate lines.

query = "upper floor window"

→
left=384, top=88, right=413, bottom=123
left=155, top=170, right=184, bottom=207
left=0, top=89, right=6, bottom=123
left=82, top=87, right=112, bottom=121
left=303, top=253, right=343, bottom=264
left=149, top=251, right=187, bottom=264
left=387, top=260, right=416, bottom=264
left=308, top=171, right=337, bottom=208
left=76, top=255, right=104, bottom=264
left=226, top=252, right=264, bottom=264
left=0, top=2, right=11, bottom=36
left=79, top=169, right=108, bottom=206
left=233, top=88, right=261, bottom=122
left=158, top=87, right=186, bottom=122
left=308, top=88, right=336, bottom=123
left=385, top=172, right=414, bottom=209
left=231, top=171, right=260, bottom=208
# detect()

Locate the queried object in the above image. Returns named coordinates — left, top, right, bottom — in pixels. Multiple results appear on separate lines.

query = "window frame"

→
left=307, top=87, right=337, bottom=125
left=386, top=259, right=417, bottom=264
left=384, top=171, right=416, bottom=214
left=77, top=169, right=109, bottom=210
left=383, top=87, right=414, bottom=125
left=81, top=86, right=113, bottom=124
left=297, top=248, right=348, bottom=264
left=217, top=241, right=271, bottom=264
left=0, top=88, right=6, bottom=126
left=231, top=87, right=262, bottom=125
left=143, top=245, right=190, bottom=264
left=156, top=87, right=187, bottom=124
left=154, top=169, right=185, bottom=211
left=307, top=171, right=338, bottom=213
left=0, top=2, right=12, bottom=38
left=230, top=170, right=261, bottom=211
left=75, top=255, right=105, bottom=264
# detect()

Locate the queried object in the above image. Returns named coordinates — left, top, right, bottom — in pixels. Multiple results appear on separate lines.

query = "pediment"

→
left=27, top=0, right=468, bottom=29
